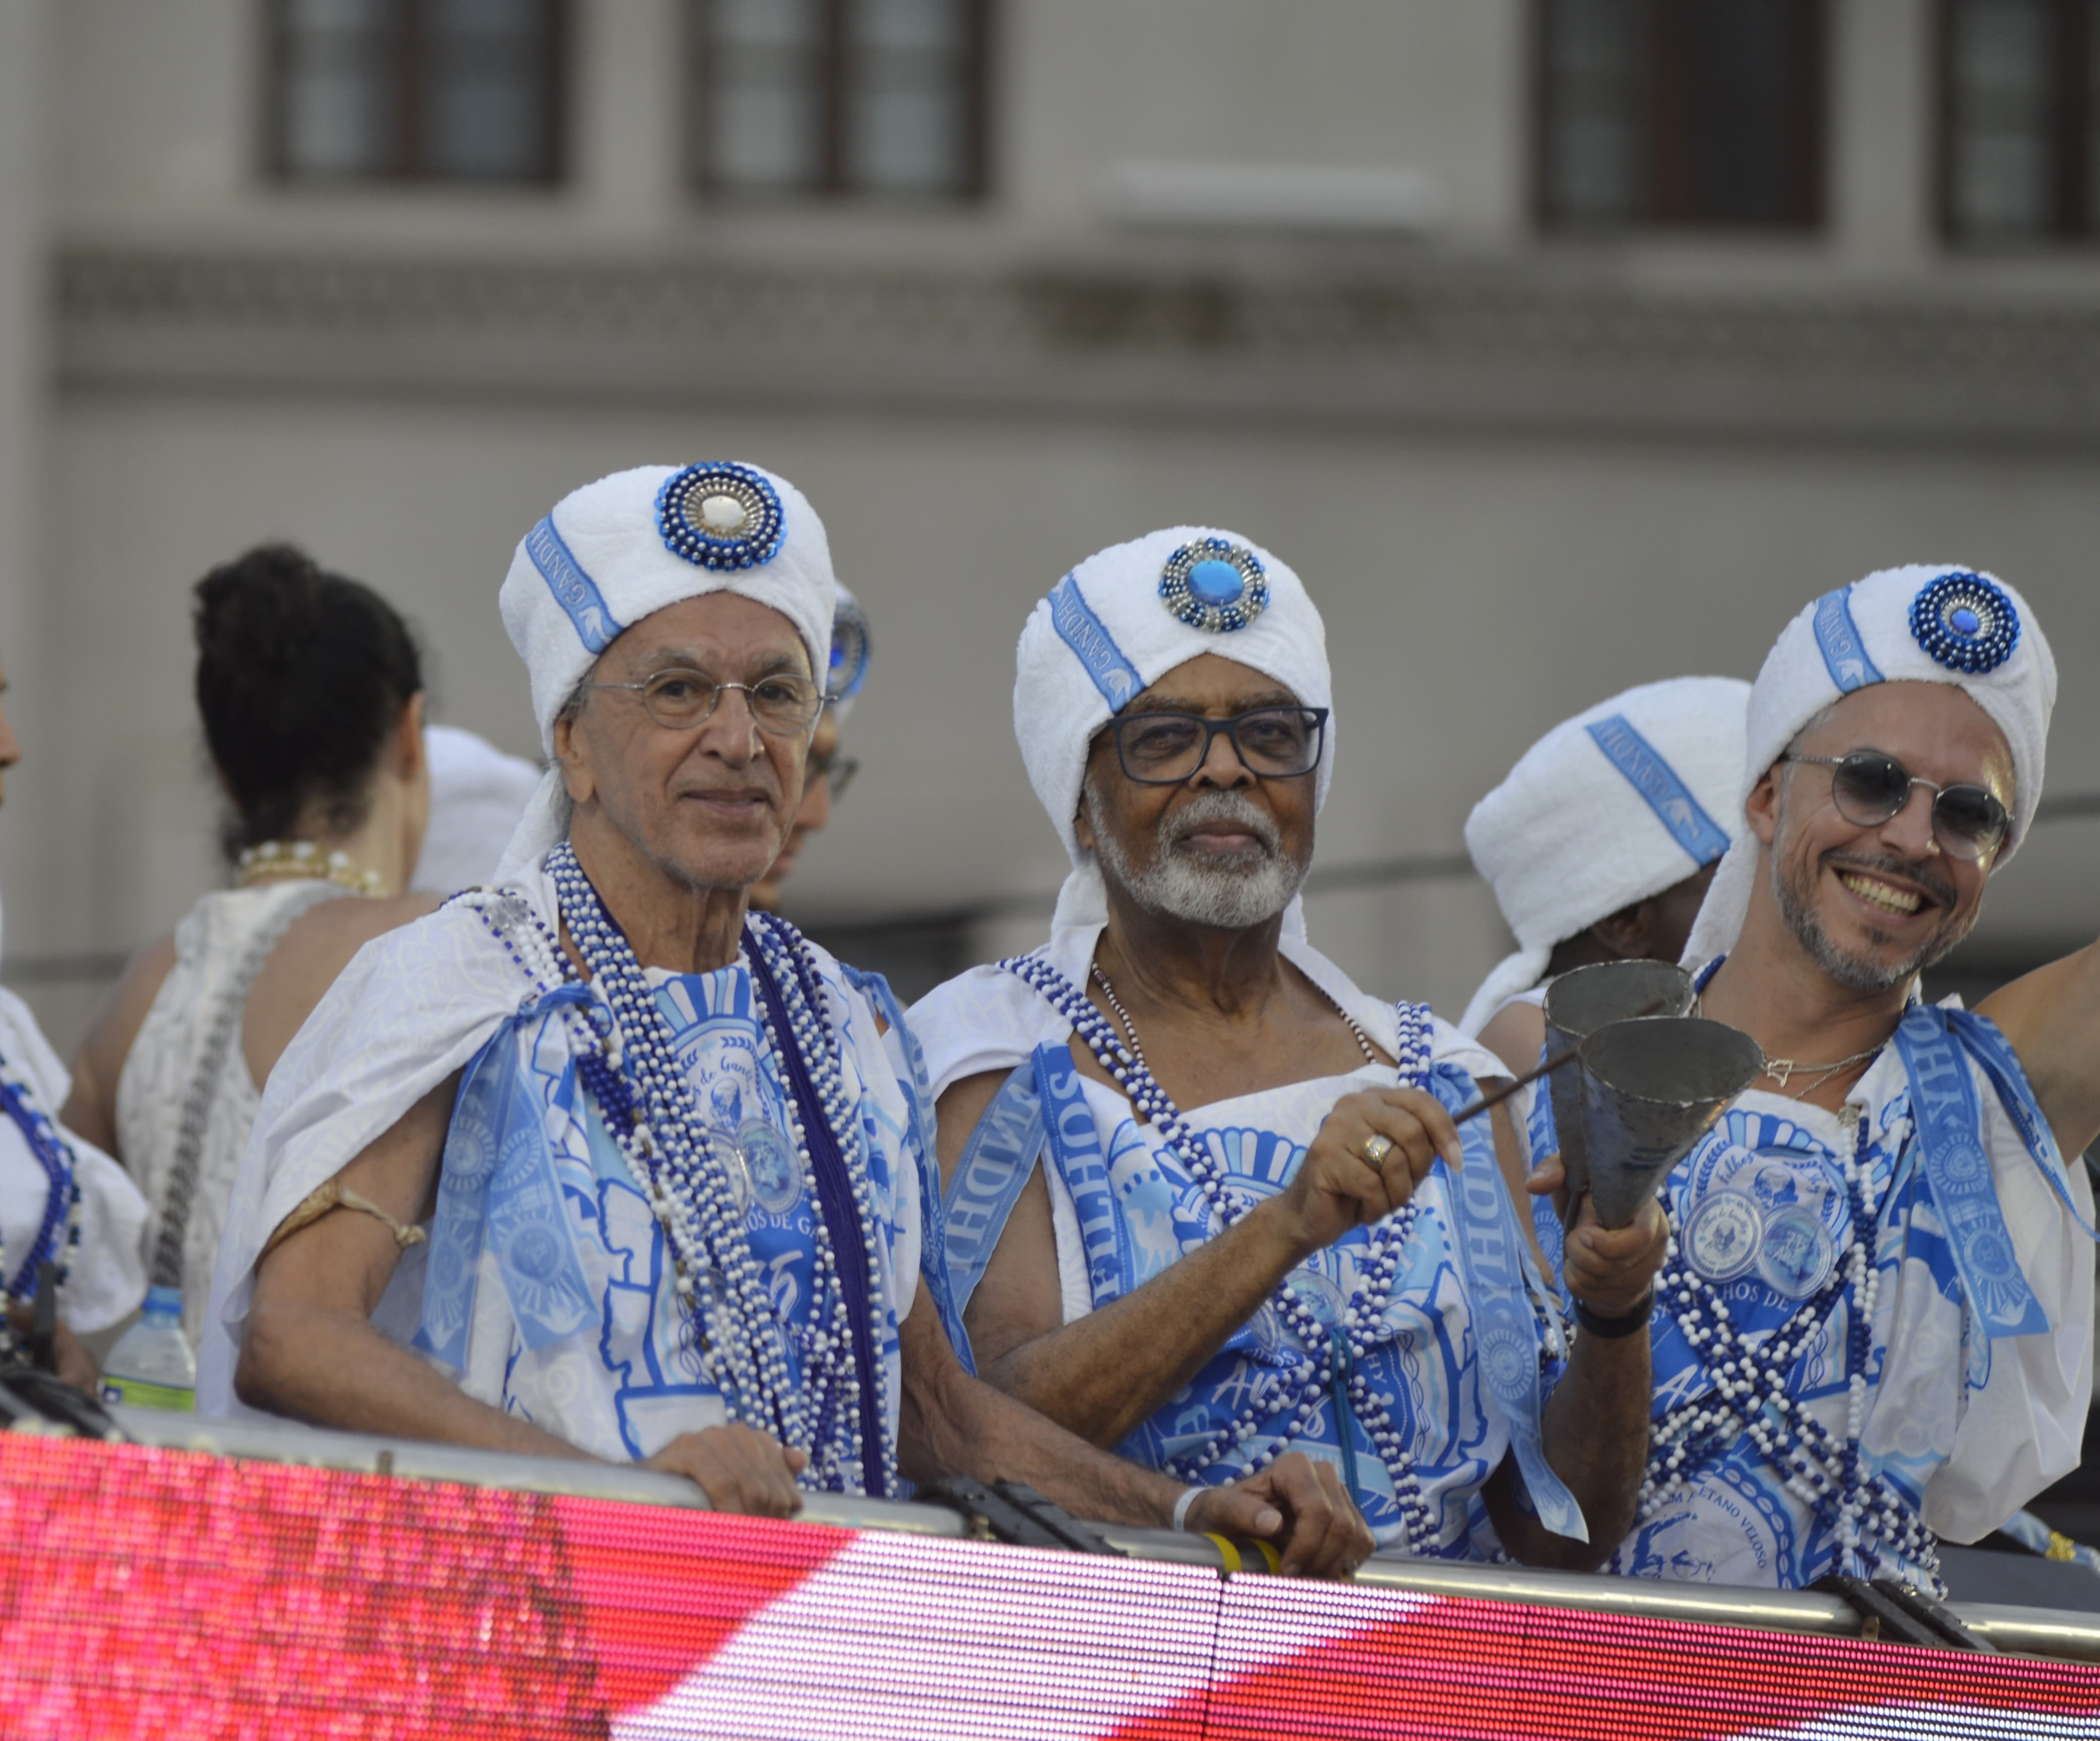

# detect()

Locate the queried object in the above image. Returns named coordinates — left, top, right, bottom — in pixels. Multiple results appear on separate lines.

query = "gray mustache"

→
left=1162, top=792, right=1283, bottom=856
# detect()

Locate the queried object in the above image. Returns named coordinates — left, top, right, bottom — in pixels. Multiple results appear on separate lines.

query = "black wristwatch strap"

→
left=1573, top=1289, right=1655, bottom=1340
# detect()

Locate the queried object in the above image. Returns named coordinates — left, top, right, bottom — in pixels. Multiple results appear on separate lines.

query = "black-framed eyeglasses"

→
left=810, top=746, right=860, bottom=802
left=590, top=667, right=823, bottom=735
left=1781, top=750, right=2010, bottom=862
left=1108, top=706, right=1329, bottom=786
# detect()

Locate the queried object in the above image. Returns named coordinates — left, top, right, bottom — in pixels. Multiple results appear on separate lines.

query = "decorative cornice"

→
left=52, top=243, right=2100, bottom=444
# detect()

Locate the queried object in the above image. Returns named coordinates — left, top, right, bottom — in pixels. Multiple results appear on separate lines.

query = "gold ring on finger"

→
left=1359, top=1134, right=1395, bottom=1168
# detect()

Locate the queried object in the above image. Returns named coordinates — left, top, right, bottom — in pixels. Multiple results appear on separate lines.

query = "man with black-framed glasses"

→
left=1576, top=563, right=2100, bottom=1593
left=911, top=526, right=1669, bottom=1566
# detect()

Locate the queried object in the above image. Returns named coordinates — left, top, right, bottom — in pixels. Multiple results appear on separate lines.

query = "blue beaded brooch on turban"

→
left=655, top=462, right=786, bottom=570
left=1909, top=570, right=2020, bottom=675
left=829, top=594, right=871, bottom=703
left=1158, top=538, right=1270, bottom=634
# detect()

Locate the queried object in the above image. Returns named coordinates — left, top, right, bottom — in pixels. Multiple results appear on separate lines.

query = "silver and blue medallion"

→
left=738, top=1119, right=805, bottom=1218
left=1909, top=571, right=2020, bottom=675
left=1159, top=538, right=1270, bottom=634
left=1285, top=1266, right=1346, bottom=1329
left=656, top=462, right=786, bottom=571
left=1682, top=1189, right=1763, bottom=1285
left=1756, top=1205, right=1838, bottom=1300
left=828, top=593, right=871, bottom=704
left=709, top=1131, right=756, bottom=1217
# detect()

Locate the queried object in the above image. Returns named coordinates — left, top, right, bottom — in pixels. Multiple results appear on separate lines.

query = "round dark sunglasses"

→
left=1781, top=749, right=2010, bottom=861
left=1108, top=706, right=1329, bottom=786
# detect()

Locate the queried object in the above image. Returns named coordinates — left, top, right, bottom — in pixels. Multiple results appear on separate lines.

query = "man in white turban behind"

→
left=1460, top=676, right=1751, bottom=1058
left=201, top=463, right=1360, bottom=1565
left=909, top=528, right=1669, bottom=1563
left=1459, top=677, right=1749, bottom=1316
left=1572, top=565, right=2099, bottom=1591
left=410, top=724, right=544, bottom=896
left=750, top=585, right=869, bottom=912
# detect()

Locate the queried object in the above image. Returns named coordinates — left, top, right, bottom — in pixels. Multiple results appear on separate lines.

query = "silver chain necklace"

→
left=1696, top=990, right=1883, bottom=1097
left=1090, top=963, right=1380, bottom=1076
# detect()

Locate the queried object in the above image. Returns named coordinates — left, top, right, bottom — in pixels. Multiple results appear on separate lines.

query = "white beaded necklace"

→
left=465, top=847, right=895, bottom=1496
left=1640, top=1114, right=1938, bottom=1584
left=1002, top=949, right=1443, bottom=1552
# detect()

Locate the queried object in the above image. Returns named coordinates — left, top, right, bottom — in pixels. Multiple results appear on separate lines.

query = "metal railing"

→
left=98, top=1405, right=2100, bottom=1664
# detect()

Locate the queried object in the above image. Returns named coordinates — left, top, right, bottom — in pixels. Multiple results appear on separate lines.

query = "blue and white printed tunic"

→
left=200, top=865, right=954, bottom=1474
left=1520, top=987, right=2094, bottom=1590
left=911, top=921, right=1568, bottom=1556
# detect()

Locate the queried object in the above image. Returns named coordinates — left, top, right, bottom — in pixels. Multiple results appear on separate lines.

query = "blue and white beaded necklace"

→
left=0, top=1046, right=82, bottom=1360
left=1001, top=949, right=1443, bottom=1552
left=1641, top=1117, right=1935, bottom=1581
left=1644, top=961, right=1934, bottom=1580
left=480, top=843, right=896, bottom=1496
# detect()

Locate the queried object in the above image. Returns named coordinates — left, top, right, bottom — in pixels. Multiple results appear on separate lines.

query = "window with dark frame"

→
left=1940, top=0, right=2100, bottom=242
left=1535, top=0, right=1825, bottom=230
left=266, top=0, right=566, bottom=185
left=690, top=0, right=989, bottom=200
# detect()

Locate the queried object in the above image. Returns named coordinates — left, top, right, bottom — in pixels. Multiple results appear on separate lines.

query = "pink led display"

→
left=3, top=1435, right=2095, bottom=1738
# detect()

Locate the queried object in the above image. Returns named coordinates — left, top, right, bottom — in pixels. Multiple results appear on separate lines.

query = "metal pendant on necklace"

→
left=1761, top=1046, right=1879, bottom=1094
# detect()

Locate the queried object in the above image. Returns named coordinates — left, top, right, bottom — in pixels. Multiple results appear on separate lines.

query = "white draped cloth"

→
left=0, top=890, right=147, bottom=1336
left=911, top=922, right=1561, bottom=1554
left=197, top=862, right=927, bottom=1456
left=117, top=881, right=350, bottom=1342
left=411, top=725, right=543, bottom=896
left=1613, top=1033, right=2093, bottom=1587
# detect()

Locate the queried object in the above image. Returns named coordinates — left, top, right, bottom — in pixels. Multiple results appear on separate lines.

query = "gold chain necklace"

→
left=235, top=840, right=388, bottom=898
left=1090, top=963, right=1379, bottom=1072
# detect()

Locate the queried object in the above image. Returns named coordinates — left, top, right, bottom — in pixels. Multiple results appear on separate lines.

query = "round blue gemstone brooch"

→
left=655, top=462, right=786, bottom=571
left=1158, top=538, right=1270, bottom=634
left=1909, top=570, right=2020, bottom=675
left=828, top=593, right=872, bottom=704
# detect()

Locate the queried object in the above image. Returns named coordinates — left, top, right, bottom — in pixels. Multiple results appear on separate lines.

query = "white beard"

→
left=1086, top=781, right=1307, bottom=931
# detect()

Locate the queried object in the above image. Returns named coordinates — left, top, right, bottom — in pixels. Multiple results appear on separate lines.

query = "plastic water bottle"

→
left=99, top=1286, right=196, bottom=1411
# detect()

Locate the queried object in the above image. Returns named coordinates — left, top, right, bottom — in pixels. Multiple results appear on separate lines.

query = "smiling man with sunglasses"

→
left=1595, top=563, right=2100, bottom=1593
left=910, top=527, right=1668, bottom=1566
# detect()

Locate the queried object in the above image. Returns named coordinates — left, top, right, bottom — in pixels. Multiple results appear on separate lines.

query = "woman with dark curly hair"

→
left=64, top=545, right=439, bottom=1342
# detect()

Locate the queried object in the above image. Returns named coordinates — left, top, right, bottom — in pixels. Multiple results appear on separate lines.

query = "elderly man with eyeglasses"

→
left=1578, top=565, right=2100, bottom=1593
left=909, top=529, right=1670, bottom=1564
left=199, top=466, right=1367, bottom=1569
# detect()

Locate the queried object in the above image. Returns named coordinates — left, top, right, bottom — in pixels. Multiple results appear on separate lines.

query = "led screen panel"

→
left=4, top=1435, right=2096, bottom=1738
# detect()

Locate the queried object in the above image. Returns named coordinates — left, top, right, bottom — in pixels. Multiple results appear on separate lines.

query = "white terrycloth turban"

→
left=410, top=725, right=545, bottom=895
left=1013, top=525, right=1332, bottom=927
left=493, top=461, right=837, bottom=882
left=1684, top=562, right=2058, bottom=966
left=1459, top=676, right=1751, bottom=1035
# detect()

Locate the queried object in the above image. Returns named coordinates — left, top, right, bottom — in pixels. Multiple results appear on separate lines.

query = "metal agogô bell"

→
left=1576, top=1016, right=1764, bottom=1228
left=1541, top=961, right=1696, bottom=1211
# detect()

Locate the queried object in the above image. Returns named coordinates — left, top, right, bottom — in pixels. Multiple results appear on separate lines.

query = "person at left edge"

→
left=0, top=651, right=146, bottom=1386
left=199, top=463, right=1371, bottom=1573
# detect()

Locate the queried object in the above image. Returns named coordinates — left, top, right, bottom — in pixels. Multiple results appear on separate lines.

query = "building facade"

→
left=4, top=0, right=2099, bottom=1044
